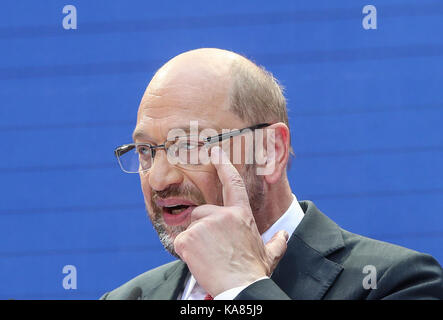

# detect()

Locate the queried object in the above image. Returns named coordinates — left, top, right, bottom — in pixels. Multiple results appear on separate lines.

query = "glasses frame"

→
left=114, top=122, right=271, bottom=173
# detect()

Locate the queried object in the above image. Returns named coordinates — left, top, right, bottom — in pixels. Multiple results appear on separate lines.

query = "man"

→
left=101, top=48, right=443, bottom=300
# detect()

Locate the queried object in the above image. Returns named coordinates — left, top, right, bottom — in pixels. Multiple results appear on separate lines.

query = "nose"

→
left=147, top=149, right=183, bottom=191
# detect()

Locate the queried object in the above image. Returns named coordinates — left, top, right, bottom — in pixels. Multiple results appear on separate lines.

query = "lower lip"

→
left=162, top=206, right=196, bottom=226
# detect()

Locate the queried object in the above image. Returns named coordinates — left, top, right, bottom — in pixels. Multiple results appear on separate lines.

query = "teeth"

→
left=165, top=204, right=190, bottom=215
left=171, top=208, right=185, bottom=215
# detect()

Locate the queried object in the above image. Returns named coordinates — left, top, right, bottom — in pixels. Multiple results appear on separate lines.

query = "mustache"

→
left=151, top=184, right=206, bottom=206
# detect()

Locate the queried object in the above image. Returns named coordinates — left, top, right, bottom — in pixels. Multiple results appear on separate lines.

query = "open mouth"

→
left=155, top=198, right=198, bottom=226
left=161, top=205, right=196, bottom=226
left=163, top=204, right=192, bottom=215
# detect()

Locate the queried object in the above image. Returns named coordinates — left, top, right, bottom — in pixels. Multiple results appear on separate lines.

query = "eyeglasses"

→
left=114, top=123, right=271, bottom=173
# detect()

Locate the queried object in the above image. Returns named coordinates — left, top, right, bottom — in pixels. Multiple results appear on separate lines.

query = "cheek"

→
left=195, top=173, right=223, bottom=205
left=179, top=169, right=222, bottom=205
left=139, top=173, right=153, bottom=205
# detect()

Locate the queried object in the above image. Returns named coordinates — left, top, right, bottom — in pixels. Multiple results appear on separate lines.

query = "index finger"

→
left=210, top=146, right=251, bottom=208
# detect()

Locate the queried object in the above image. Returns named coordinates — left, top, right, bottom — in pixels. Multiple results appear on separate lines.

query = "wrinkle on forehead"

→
left=138, top=80, right=231, bottom=123
left=134, top=113, right=225, bottom=143
left=137, top=115, right=220, bottom=133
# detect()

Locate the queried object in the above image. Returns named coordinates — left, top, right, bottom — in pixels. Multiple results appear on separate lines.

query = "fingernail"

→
left=282, top=230, right=289, bottom=241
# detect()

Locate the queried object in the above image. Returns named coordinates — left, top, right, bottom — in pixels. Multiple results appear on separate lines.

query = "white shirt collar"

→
left=180, top=194, right=304, bottom=300
left=260, top=193, right=304, bottom=245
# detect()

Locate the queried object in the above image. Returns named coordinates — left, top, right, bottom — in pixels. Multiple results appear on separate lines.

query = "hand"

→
left=173, top=146, right=289, bottom=297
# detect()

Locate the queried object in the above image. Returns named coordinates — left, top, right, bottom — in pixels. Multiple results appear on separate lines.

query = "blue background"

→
left=0, top=0, right=442, bottom=299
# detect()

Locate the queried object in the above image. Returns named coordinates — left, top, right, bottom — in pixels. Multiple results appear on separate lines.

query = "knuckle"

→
left=229, top=174, right=245, bottom=188
left=268, top=239, right=287, bottom=263
left=230, top=205, right=244, bottom=214
left=221, top=206, right=254, bottom=229
left=193, top=220, right=207, bottom=233
left=276, top=241, right=287, bottom=259
left=173, top=233, right=187, bottom=253
left=222, top=206, right=242, bottom=221
left=234, top=205, right=253, bottom=221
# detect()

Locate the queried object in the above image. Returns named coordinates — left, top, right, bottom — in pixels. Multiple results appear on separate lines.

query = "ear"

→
left=255, top=123, right=290, bottom=183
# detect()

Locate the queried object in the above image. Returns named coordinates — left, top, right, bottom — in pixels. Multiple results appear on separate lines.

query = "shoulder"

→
left=299, top=200, right=442, bottom=274
left=100, top=260, right=183, bottom=300
left=331, top=228, right=443, bottom=299
left=297, top=200, right=442, bottom=298
left=340, top=228, right=425, bottom=265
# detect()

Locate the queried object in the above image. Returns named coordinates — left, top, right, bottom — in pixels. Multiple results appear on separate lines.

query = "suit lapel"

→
left=145, top=261, right=189, bottom=300
left=271, top=201, right=344, bottom=299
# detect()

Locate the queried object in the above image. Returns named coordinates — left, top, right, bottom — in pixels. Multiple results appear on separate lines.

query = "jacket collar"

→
left=143, top=260, right=189, bottom=300
left=270, top=200, right=345, bottom=299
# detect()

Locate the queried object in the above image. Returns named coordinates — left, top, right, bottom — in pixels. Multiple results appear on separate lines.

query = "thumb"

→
left=264, top=230, right=289, bottom=275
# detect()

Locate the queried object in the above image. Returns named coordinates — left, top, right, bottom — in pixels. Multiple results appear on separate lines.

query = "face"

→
left=134, top=58, right=265, bottom=258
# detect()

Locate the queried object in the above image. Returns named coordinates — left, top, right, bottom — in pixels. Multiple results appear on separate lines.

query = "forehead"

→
left=133, top=57, right=248, bottom=141
left=133, top=88, right=246, bottom=142
left=133, top=118, right=221, bottom=141
left=133, top=107, right=247, bottom=142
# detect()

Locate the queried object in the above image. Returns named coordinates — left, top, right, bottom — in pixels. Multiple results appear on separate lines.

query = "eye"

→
left=176, top=140, right=201, bottom=151
left=136, top=145, right=151, bottom=155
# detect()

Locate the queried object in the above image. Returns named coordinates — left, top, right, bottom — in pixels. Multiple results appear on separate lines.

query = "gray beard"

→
left=152, top=220, right=185, bottom=259
left=149, top=164, right=265, bottom=259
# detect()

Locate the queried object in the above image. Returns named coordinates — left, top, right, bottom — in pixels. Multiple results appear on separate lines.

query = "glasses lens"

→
left=168, top=137, right=207, bottom=166
left=117, top=145, right=152, bottom=173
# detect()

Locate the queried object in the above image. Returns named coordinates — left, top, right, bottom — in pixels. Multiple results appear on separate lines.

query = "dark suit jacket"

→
left=100, top=200, right=443, bottom=300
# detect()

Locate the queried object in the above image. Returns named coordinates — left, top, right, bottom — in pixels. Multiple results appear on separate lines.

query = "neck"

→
left=254, top=176, right=294, bottom=235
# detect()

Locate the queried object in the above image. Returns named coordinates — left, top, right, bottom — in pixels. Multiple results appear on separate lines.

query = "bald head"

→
left=140, top=48, right=289, bottom=131
left=140, top=49, right=247, bottom=118
left=154, top=48, right=242, bottom=82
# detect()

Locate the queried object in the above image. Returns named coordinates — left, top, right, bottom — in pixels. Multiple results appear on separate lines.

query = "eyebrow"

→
left=132, top=128, right=151, bottom=142
left=132, top=125, right=220, bottom=143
